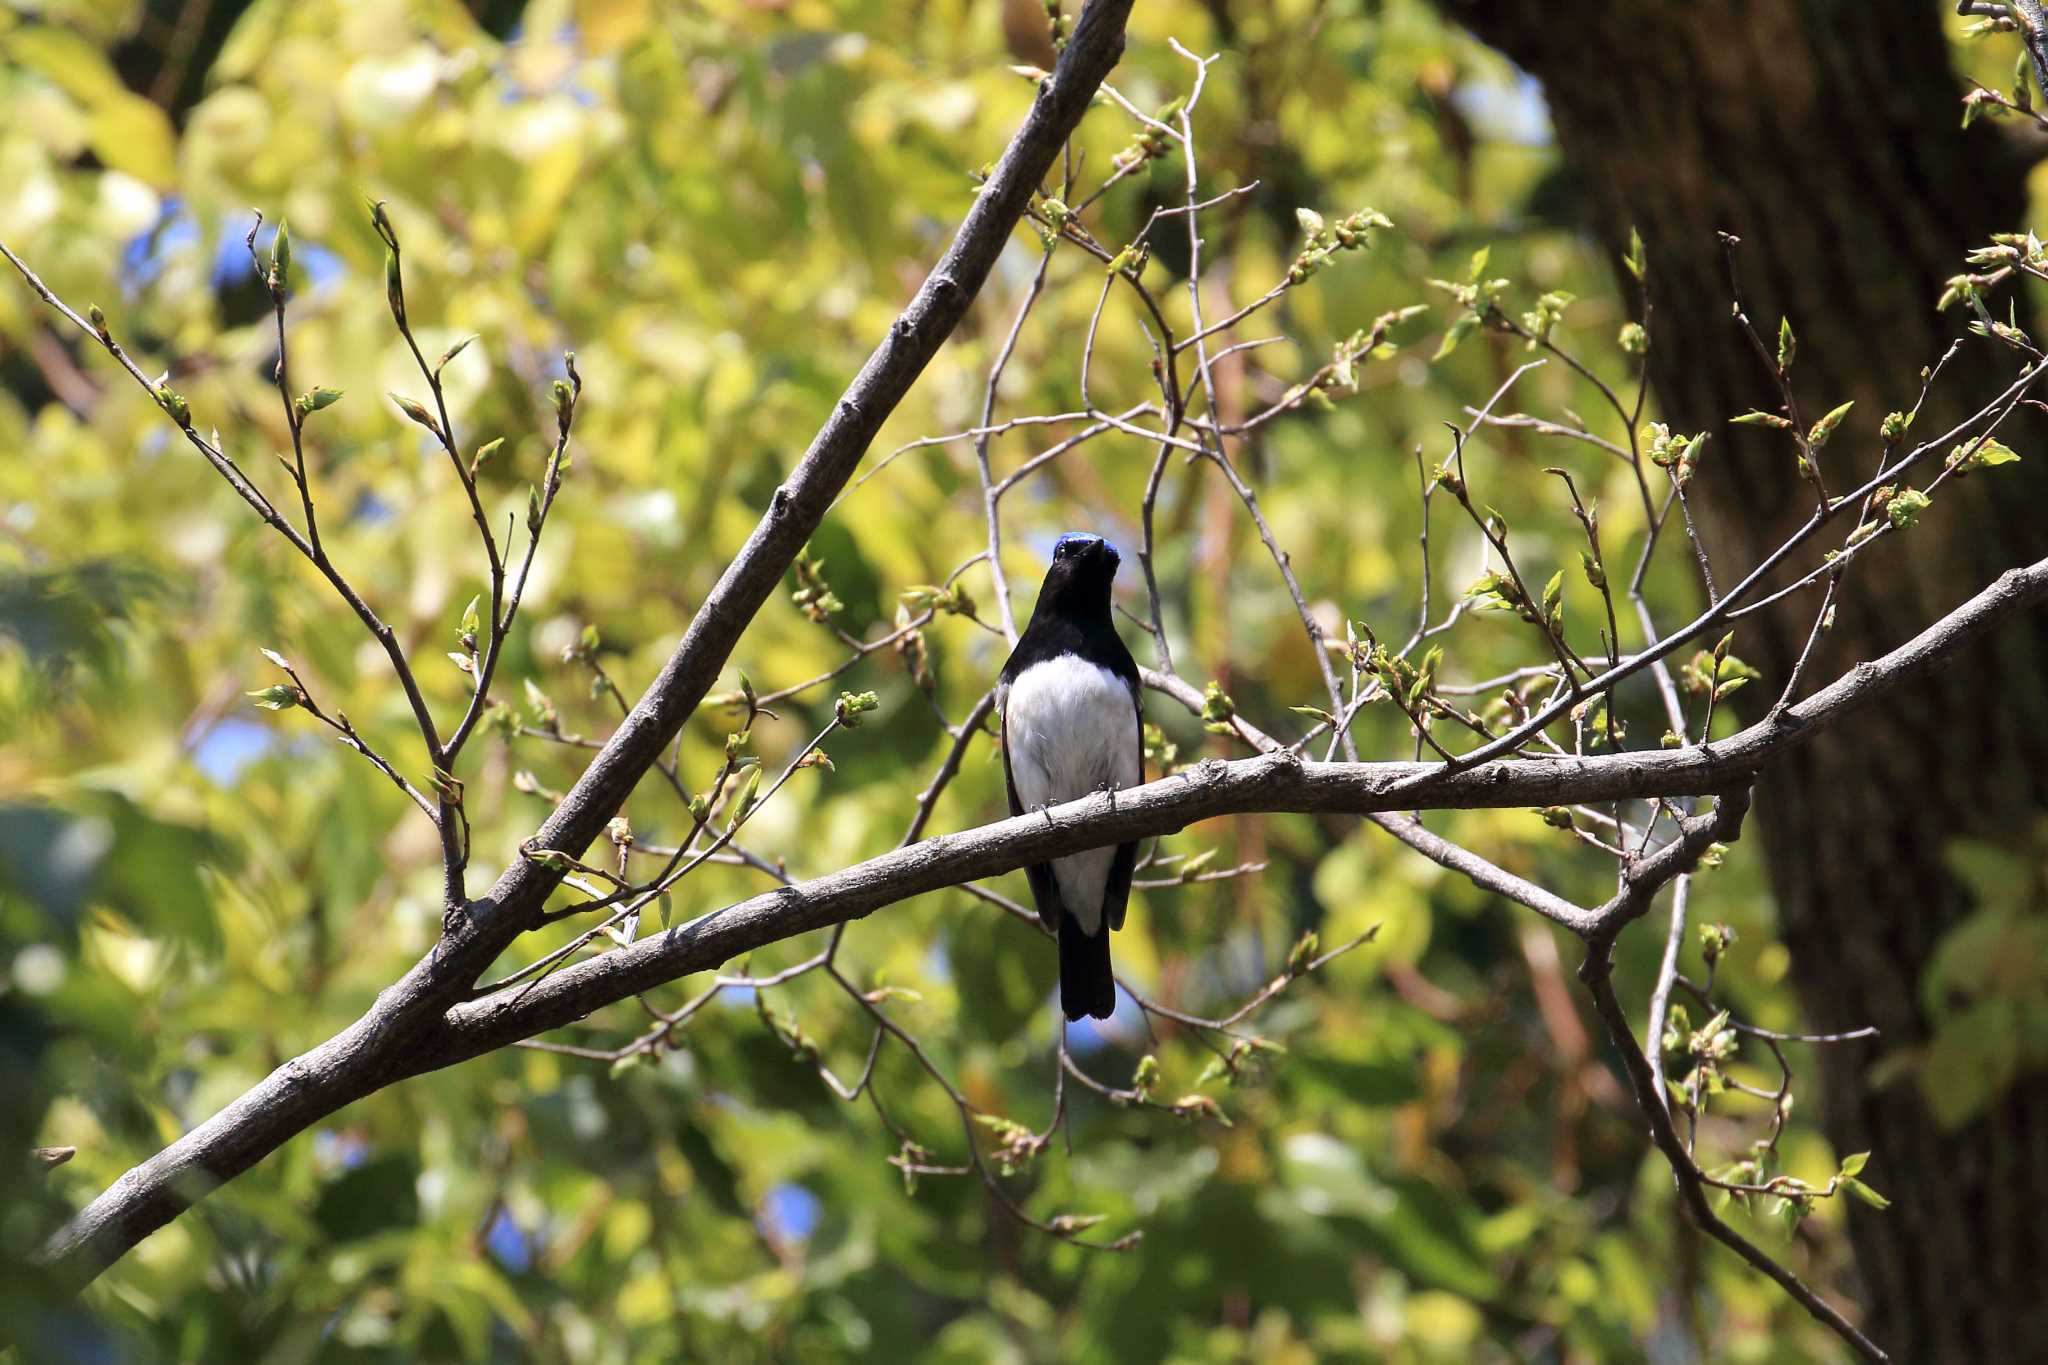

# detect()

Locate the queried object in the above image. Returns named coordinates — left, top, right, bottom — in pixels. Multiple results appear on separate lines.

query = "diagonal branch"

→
left=469, top=0, right=1133, bottom=944
left=1580, top=958, right=1888, bottom=1361
left=32, top=0, right=1137, bottom=1291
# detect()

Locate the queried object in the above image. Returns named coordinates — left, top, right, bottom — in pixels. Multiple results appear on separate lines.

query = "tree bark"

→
left=1445, top=2, right=2048, bottom=1356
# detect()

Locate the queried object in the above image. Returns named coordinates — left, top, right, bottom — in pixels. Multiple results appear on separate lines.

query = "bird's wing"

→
left=999, top=686, right=1063, bottom=931
left=1103, top=679, right=1143, bottom=932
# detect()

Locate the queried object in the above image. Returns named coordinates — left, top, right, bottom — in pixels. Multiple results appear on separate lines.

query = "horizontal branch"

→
left=428, top=552, right=2048, bottom=1062
left=1141, top=667, right=1592, bottom=926
left=430, top=751, right=1682, bottom=1057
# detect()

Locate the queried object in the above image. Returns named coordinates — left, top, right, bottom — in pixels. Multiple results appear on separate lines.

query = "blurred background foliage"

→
left=0, top=1, right=2014, bottom=1360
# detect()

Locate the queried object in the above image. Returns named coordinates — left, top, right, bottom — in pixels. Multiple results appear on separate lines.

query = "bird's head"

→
left=1052, top=531, right=1121, bottom=570
left=1039, top=531, right=1122, bottom=613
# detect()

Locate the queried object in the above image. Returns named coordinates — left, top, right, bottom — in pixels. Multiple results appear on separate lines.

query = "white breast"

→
left=1003, top=653, right=1142, bottom=933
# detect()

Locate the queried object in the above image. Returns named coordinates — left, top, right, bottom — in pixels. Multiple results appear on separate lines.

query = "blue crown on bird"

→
left=1053, top=531, right=1120, bottom=566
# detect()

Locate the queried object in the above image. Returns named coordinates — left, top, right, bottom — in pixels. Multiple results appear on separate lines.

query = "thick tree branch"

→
left=431, top=554, right=2047, bottom=1063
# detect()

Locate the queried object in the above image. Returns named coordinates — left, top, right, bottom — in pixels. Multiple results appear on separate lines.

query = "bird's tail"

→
left=1058, top=914, right=1116, bottom=1021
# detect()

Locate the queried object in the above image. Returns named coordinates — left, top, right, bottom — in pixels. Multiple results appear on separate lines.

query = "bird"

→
left=997, top=531, right=1144, bottom=1021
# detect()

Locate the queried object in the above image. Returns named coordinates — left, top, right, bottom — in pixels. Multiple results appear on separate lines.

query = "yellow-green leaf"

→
left=87, top=92, right=179, bottom=190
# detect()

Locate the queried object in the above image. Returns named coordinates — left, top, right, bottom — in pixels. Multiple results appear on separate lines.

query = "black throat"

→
left=1002, top=550, right=1138, bottom=687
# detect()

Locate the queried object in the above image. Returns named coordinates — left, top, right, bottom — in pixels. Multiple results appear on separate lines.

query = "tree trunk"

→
left=1445, top=2, right=2048, bottom=1356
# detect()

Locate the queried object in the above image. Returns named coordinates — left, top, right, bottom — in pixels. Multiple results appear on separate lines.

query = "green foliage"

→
left=1806, top=399, right=1853, bottom=449
left=1885, top=486, right=1933, bottom=529
left=1947, top=435, right=2023, bottom=473
left=1916, top=824, right=2048, bottom=1129
left=0, top=2, right=1884, bottom=1360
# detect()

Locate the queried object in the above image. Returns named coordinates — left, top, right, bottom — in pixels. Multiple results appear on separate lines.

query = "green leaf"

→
left=297, top=386, right=344, bottom=415
left=389, top=392, right=439, bottom=434
left=835, top=690, right=881, bottom=727
left=1285, top=931, right=1320, bottom=976
left=314, top=1153, right=419, bottom=1242
left=1623, top=226, right=1646, bottom=281
left=1777, top=315, right=1796, bottom=370
left=1886, top=487, right=1932, bottom=529
left=435, top=333, right=478, bottom=373
left=1843, top=1177, right=1890, bottom=1210
left=1807, top=400, right=1854, bottom=448
left=1948, top=436, right=2022, bottom=473
left=247, top=684, right=298, bottom=711
left=87, top=90, right=179, bottom=190
left=1920, top=996, right=2020, bottom=1128
left=1433, top=312, right=1480, bottom=362
left=727, top=764, right=763, bottom=828
left=154, top=384, right=190, bottom=427
left=1838, top=1150, right=1870, bottom=1179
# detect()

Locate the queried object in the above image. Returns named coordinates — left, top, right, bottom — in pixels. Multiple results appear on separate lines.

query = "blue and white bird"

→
left=997, top=532, right=1144, bottom=1021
